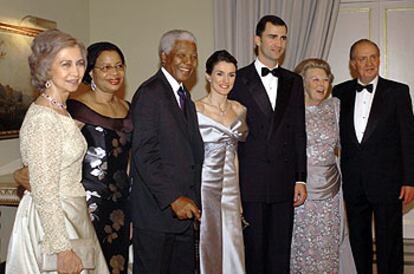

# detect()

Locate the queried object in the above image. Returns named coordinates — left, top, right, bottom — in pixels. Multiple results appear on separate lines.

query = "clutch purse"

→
left=40, top=239, right=96, bottom=272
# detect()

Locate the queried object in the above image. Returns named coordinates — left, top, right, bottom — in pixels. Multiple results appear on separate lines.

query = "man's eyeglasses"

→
left=94, top=63, right=125, bottom=73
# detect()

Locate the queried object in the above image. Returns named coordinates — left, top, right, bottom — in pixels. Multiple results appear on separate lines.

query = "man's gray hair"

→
left=159, top=30, right=197, bottom=54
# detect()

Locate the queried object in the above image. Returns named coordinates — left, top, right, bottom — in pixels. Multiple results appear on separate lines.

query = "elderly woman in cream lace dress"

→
left=6, top=29, right=108, bottom=274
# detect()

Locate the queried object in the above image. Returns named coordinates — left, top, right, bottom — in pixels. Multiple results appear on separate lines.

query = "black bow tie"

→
left=261, top=67, right=281, bottom=78
left=356, top=83, right=373, bottom=93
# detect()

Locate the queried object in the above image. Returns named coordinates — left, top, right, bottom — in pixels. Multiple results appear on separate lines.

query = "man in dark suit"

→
left=332, top=39, right=414, bottom=274
left=130, top=30, right=204, bottom=274
left=229, top=15, right=307, bottom=274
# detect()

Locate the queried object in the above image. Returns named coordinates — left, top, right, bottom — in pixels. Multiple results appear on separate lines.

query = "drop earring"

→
left=45, top=80, right=52, bottom=89
left=91, top=79, right=97, bottom=91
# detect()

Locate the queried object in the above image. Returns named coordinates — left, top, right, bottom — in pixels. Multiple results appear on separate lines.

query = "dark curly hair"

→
left=82, top=42, right=125, bottom=84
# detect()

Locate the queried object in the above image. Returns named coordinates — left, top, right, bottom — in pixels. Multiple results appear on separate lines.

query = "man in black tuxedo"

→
left=130, top=30, right=204, bottom=274
left=332, top=39, right=414, bottom=274
left=229, top=15, right=307, bottom=274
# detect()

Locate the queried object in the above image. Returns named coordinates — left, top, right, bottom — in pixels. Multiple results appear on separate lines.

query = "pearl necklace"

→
left=41, top=93, right=67, bottom=109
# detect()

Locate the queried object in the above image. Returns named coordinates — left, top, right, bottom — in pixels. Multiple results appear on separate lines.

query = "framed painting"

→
left=0, top=22, right=42, bottom=139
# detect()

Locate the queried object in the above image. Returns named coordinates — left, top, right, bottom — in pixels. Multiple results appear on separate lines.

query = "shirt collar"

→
left=254, top=58, right=279, bottom=77
left=161, top=67, right=182, bottom=92
left=357, top=75, right=379, bottom=93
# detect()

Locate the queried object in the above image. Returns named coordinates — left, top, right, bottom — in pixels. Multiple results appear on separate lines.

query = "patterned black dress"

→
left=67, top=99, right=132, bottom=274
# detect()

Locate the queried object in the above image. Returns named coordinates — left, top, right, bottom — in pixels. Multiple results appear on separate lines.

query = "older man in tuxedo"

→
left=129, top=30, right=204, bottom=274
left=333, top=39, right=414, bottom=274
left=229, top=15, right=307, bottom=274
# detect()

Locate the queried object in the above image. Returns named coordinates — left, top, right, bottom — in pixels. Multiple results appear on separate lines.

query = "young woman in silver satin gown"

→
left=196, top=50, right=248, bottom=274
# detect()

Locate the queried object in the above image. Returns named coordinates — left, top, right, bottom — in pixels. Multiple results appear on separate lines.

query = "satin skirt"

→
left=291, top=163, right=356, bottom=274
left=6, top=192, right=109, bottom=274
left=199, top=145, right=245, bottom=274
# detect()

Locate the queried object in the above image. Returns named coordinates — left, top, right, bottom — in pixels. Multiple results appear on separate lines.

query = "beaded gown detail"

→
left=290, top=98, right=356, bottom=274
left=6, top=103, right=109, bottom=274
left=197, top=109, right=248, bottom=274
left=67, top=100, right=133, bottom=274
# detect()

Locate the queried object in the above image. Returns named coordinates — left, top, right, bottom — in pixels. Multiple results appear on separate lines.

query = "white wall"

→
left=0, top=0, right=89, bottom=48
left=328, top=0, right=414, bottom=93
left=89, top=0, right=214, bottom=101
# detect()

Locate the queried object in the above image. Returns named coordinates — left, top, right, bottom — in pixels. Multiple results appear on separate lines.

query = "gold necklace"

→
left=206, top=98, right=228, bottom=116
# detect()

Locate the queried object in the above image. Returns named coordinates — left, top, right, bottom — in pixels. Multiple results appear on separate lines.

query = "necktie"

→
left=356, top=83, right=373, bottom=93
left=261, top=67, right=281, bottom=77
left=177, top=86, right=187, bottom=111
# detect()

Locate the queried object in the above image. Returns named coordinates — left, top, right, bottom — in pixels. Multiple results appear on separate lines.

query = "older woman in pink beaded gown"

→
left=290, top=59, right=356, bottom=274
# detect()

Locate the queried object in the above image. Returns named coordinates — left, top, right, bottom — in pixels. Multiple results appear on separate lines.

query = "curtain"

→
left=213, top=0, right=340, bottom=70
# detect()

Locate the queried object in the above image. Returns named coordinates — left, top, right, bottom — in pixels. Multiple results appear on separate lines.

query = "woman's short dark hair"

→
left=205, top=50, right=238, bottom=75
left=28, top=29, right=86, bottom=91
left=83, top=42, right=125, bottom=84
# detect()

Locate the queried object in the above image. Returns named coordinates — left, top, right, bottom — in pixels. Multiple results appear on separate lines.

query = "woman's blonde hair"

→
left=28, top=29, right=86, bottom=91
left=294, top=58, right=334, bottom=83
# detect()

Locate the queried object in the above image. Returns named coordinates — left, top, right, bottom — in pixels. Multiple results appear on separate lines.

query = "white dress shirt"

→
left=254, top=59, right=279, bottom=110
left=354, top=76, right=379, bottom=143
left=161, top=67, right=183, bottom=107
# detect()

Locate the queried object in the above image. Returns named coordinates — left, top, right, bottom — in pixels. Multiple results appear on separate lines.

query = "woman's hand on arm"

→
left=13, top=166, right=31, bottom=191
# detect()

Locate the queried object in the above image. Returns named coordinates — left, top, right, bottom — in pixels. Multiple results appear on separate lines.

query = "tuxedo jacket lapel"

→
left=267, top=70, right=292, bottom=140
left=342, top=80, right=360, bottom=146
left=245, top=64, right=273, bottom=117
left=361, top=77, right=385, bottom=145
left=243, top=65, right=295, bottom=140
left=184, top=88, right=198, bottom=143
